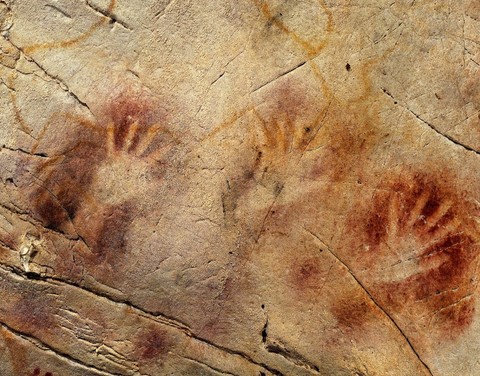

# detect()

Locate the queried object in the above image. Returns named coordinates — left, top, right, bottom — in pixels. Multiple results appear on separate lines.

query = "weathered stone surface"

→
left=1, top=1, right=479, bottom=375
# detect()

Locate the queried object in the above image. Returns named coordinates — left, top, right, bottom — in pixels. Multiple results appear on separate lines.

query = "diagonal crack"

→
left=302, top=227, right=434, bottom=376
left=44, top=4, right=72, bottom=19
left=6, top=38, right=93, bottom=115
left=382, top=88, right=480, bottom=156
left=0, top=76, right=15, bottom=90
left=0, top=263, right=191, bottom=331
left=0, top=263, right=281, bottom=375
left=0, top=321, right=122, bottom=376
left=0, top=198, right=84, bottom=245
left=252, top=61, right=307, bottom=93
left=264, top=339, right=321, bottom=374
left=85, top=0, right=132, bottom=30
left=406, top=107, right=480, bottom=155
left=153, top=0, right=176, bottom=19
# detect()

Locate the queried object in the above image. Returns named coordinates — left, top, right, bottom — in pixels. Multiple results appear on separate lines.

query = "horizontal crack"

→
left=180, top=355, right=239, bottom=376
left=1, top=144, right=49, bottom=158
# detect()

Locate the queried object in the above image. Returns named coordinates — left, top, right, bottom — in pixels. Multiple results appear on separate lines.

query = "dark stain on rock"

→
left=345, top=170, right=480, bottom=340
left=30, top=368, right=53, bottom=376
left=331, top=298, right=372, bottom=333
left=26, top=86, right=176, bottom=280
left=91, top=202, right=135, bottom=265
left=290, top=257, right=323, bottom=291
left=135, top=326, right=171, bottom=361
left=11, top=289, right=56, bottom=337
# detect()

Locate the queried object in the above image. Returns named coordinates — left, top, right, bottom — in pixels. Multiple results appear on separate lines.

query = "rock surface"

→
left=1, top=1, right=480, bottom=375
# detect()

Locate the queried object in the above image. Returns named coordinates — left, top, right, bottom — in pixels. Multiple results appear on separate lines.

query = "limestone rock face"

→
left=1, top=1, right=479, bottom=375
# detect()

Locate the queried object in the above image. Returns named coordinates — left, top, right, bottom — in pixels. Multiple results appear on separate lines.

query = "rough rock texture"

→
left=1, top=1, right=480, bottom=375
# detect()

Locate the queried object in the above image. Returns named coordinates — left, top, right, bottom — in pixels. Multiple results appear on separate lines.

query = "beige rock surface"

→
left=1, top=0, right=480, bottom=375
